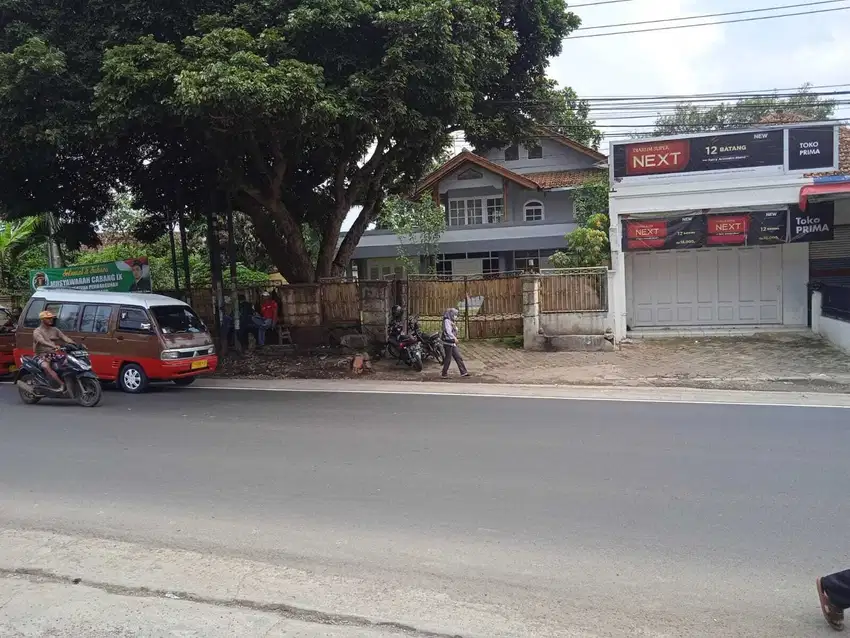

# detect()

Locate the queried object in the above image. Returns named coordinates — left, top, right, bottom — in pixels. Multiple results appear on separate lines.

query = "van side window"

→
left=22, top=299, right=45, bottom=328
left=118, top=307, right=153, bottom=333
left=55, top=304, right=81, bottom=332
left=80, top=305, right=112, bottom=334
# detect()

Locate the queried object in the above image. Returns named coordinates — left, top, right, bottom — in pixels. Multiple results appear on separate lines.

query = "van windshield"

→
left=151, top=305, right=205, bottom=334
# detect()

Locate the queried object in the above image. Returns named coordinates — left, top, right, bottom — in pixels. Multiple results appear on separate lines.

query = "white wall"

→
left=485, top=138, right=598, bottom=173
left=782, top=242, right=809, bottom=326
left=540, top=311, right=612, bottom=335
left=609, top=173, right=818, bottom=338
left=812, top=291, right=850, bottom=353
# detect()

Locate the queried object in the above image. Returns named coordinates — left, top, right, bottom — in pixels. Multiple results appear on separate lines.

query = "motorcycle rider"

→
left=33, top=310, right=74, bottom=391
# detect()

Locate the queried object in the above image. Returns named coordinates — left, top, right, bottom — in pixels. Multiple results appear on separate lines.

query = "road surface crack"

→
left=0, top=567, right=464, bottom=638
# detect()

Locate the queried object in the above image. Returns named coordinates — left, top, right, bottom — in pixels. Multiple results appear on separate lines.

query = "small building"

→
left=608, top=119, right=850, bottom=341
left=350, top=131, right=607, bottom=278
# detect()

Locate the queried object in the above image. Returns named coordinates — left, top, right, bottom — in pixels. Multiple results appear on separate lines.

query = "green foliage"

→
left=0, top=0, right=581, bottom=283
left=549, top=227, right=609, bottom=269
left=572, top=179, right=609, bottom=226
left=652, top=84, right=836, bottom=135
left=0, top=216, right=45, bottom=289
left=550, top=178, right=610, bottom=268
left=73, top=238, right=269, bottom=290
left=379, top=196, right=446, bottom=274
left=545, top=86, right=602, bottom=150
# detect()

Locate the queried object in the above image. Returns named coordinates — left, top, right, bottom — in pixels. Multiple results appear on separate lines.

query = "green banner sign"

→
left=29, top=257, right=151, bottom=293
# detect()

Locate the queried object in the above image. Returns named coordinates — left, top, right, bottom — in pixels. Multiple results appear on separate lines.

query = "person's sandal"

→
left=818, top=577, right=845, bottom=631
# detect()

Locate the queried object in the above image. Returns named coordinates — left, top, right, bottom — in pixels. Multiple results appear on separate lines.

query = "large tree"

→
left=652, top=84, right=836, bottom=136
left=0, top=0, right=581, bottom=282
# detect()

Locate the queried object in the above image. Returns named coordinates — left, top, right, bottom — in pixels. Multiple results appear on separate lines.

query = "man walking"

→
left=819, top=572, right=850, bottom=630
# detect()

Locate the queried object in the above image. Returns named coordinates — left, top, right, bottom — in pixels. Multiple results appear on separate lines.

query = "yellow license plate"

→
left=7, top=365, right=16, bottom=373
left=190, top=359, right=208, bottom=370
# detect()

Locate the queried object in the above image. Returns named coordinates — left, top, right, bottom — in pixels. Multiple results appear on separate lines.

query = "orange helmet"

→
left=38, top=310, right=56, bottom=320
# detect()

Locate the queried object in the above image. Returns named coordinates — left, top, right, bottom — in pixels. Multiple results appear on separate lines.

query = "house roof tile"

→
left=524, top=168, right=606, bottom=189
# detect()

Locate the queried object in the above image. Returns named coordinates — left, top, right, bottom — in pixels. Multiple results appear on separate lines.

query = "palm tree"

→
left=0, top=217, right=43, bottom=290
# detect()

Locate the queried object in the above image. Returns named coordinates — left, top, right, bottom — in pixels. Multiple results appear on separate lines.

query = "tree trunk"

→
left=235, top=194, right=316, bottom=284
left=178, top=208, right=191, bottom=296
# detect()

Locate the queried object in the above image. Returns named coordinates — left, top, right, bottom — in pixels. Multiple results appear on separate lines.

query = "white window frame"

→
left=448, top=197, right=504, bottom=227
left=523, top=200, right=544, bottom=222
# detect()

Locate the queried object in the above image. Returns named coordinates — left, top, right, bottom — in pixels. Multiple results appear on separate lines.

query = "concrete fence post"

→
left=522, top=274, right=541, bottom=350
left=359, top=280, right=392, bottom=345
left=812, top=290, right=823, bottom=335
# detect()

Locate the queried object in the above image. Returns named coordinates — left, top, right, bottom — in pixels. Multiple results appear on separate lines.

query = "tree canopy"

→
left=652, top=84, right=836, bottom=136
left=0, top=0, right=583, bottom=282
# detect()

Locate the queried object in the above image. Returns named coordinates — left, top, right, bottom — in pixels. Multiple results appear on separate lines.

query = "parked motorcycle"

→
left=14, top=344, right=103, bottom=407
left=386, top=321, right=424, bottom=372
left=408, top=315, right=444, bottom=364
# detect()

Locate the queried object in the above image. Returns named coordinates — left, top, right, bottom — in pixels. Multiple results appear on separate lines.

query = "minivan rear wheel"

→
left=119, top=363, right=148, bottom=394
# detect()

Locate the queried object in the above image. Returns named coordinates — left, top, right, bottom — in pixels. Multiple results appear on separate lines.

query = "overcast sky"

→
left=346, top=0, right=850, bottom=230
left=552, top=0, right=850, bottom=152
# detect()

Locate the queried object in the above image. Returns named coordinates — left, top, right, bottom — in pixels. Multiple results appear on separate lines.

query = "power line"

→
left=569, top=0, right=632, bottom=6
left=567, top=5, right=850, bottom=39
left=580, top=0, right=846, bottom=30
left=495, top=89, right=850, bottom=106
left=571, top=84, right=850, bottom=101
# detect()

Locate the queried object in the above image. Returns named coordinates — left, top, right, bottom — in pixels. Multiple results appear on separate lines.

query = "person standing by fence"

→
left=440, top=308, right=469, bottom=379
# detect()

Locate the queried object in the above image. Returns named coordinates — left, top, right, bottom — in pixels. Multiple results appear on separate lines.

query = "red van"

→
left=0, top=305, right=15, bottom=376
left=15, top=289, right=218, bottom=393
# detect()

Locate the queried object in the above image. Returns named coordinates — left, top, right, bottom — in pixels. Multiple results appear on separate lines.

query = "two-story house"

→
left=350, top=130, right=607, bottom=278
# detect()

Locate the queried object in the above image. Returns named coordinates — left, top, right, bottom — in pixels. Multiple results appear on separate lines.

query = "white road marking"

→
left=189, top=383, right=850, bottom=409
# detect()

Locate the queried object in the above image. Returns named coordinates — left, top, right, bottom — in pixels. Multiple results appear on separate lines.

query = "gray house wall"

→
left=484, top=138, right=598, bottom=173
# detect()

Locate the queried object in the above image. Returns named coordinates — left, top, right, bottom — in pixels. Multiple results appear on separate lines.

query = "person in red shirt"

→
left=257, top=291, right=278, bottom=347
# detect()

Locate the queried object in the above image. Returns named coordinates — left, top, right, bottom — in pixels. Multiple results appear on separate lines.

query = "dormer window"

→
left=527, top=142, right=543, bottom=160
left=504, top=144, right=519, bottom=161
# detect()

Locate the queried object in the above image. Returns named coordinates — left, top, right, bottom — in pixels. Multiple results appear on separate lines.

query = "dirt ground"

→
left=216, top=332, right=850, bottom=393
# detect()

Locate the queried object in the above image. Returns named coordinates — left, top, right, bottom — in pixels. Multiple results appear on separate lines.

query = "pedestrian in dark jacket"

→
left=818, top=570, right=850, bottom=630
left=440, top=308, right=469, bottom=378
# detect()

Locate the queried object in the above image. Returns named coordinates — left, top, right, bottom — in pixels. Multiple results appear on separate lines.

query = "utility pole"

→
left=46, top=213, right=63, bottom=268
left=225, top=196, right=242, bottom=353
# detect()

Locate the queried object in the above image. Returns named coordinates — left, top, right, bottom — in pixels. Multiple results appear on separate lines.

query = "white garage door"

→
left=626, top=246, right=783, bottom=327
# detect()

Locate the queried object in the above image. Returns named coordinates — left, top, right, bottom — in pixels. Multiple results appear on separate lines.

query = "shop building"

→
left=608, top=121, right=848, bottom=340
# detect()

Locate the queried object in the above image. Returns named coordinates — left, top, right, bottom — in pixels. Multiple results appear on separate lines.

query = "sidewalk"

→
left=217, top=332, right=850, bottom=394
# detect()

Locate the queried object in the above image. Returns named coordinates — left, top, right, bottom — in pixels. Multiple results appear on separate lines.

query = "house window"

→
left=448, top=200, right=466, bottom=226
left=486, top=197, right=503, bottom=224
left=483, top=258, right=500, bottom=274
left=449, top=197, right=502, bottom=226
left=504, top=145, right=519, bottom=161
left=527, top=143, right=543, bottom=159
left=515, top=250, right=540, bottom=273
left=436, top=259, right=453, bottom=279
left=457, top=168, right=483, bottom=181
left=524, top=200, right=544, bottom=222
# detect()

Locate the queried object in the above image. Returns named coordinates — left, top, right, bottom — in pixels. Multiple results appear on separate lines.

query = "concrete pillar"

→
left=812, top=290, right=823, bottom=335
left=522, top=274, right=541, bottom=350
left=609, top=215, right=628, bottom=342
left=359, top=280, right=391, bottom=345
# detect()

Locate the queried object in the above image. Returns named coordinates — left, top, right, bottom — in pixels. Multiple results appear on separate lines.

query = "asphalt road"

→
left=0, top=382, right=847, bottom=637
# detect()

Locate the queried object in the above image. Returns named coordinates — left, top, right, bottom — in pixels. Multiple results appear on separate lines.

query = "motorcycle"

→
left=408, top=315, right=444, bottom=364
left=14, top=344, right=103, bottom=407
left=386, top=322, right=424, bottom=372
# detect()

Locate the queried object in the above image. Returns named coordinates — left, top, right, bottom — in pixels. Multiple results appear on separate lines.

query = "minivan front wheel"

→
left=119, top=363, right=148, bottom=394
